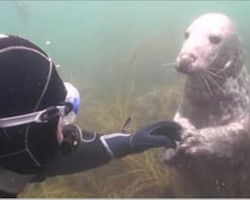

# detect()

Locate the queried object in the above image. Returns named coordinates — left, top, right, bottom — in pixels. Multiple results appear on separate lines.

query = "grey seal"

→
left=164, top=13, right=250, bottom=197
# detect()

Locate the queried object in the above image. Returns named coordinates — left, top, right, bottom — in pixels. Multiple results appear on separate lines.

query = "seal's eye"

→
left=184, top=31, right=190, bottom=40
left=209, top=35, right=222, bottom=44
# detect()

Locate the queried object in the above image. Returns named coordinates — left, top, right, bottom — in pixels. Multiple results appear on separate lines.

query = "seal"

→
left=164, top=13, right=250, bottom=197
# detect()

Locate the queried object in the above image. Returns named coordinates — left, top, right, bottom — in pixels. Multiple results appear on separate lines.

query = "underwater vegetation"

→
left=20, top=54, right=183, bottom=198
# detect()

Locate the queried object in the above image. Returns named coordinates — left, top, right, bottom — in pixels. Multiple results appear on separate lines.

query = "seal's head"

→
left=176, top=13, right=243, bottom=79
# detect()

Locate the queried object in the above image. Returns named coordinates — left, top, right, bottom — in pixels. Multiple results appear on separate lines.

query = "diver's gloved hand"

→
left=100, top=120, right=182, bottom=159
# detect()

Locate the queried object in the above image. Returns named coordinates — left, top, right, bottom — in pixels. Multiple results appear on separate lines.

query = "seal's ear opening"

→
left=0, top=36, right=67, bottom=174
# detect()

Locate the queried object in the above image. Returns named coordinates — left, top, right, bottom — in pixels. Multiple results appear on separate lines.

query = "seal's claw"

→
left=163, top=148, right=179, bottom=166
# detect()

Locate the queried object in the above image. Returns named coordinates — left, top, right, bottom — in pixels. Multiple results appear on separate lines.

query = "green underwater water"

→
left=0, top=0, right=249, bottom=198
left=1, top=1, right=250, bottom=94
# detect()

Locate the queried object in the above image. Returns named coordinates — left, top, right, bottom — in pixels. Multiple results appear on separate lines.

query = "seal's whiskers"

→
left=204, top=71, right=226, bottom=93
left=160, top=62, right=177, bottom=67
left=199, top=72, right=213, bottom=95
left=165, top=13, right=250, bottom=197
left=214, top=66, right=228, bottom=74
left=205, top=69, right=224, bottom=79
left=208, top=67, right=228, bottom=74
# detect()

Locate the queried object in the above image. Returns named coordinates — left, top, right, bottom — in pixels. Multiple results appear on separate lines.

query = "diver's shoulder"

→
left=0, top=34, right=48, bottom=56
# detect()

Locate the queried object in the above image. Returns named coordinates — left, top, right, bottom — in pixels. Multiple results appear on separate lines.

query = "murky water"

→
left=1, top=1, right=250, bottom=93
left=0, top=0, right=249, bottom=197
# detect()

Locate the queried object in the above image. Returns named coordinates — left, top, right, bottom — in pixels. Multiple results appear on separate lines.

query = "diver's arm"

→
left=41, top=121, right=181, bottom=177
left=41, top=129, right=113, bottom=176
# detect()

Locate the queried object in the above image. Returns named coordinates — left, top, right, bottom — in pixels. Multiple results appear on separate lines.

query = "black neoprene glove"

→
left=100, top=120, right=182, bottom=159
left=43, top=120, right=182, bottom=177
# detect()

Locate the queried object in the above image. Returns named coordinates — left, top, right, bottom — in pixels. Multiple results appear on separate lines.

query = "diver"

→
left=0, top=34, right=181, bottom=198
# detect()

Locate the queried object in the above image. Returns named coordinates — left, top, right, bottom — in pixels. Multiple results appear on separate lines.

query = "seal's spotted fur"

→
left=165, top=13, right=250, bottom=197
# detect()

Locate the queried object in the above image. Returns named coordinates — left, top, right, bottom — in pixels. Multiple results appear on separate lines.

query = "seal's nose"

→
left=176, top=53, right=197, bottom=74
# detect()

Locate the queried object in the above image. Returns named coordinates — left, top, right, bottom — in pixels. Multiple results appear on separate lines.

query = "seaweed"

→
left=20, top=54, right=183, bottom=198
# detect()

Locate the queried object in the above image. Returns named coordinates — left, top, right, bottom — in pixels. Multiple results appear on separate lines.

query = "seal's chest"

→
left=191, top=102, right=232, bottom=128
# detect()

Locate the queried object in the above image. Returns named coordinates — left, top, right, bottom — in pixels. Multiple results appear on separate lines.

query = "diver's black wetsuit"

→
left=0, top=130, right=111, bottom=198
left=0, top=35, right=182, bottom=198
left=0, top=129, right=110, bottom=198
left=41, top=129, right=113, bottom=176
left=0, top=122, right=181, bottom=198
left=0, top=190, right=16, bottom=198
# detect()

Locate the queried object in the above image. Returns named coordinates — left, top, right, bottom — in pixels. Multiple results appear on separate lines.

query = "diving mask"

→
left=0, top=82, right=80, bottom=128
left=60, top=82, right=80, bottom=125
